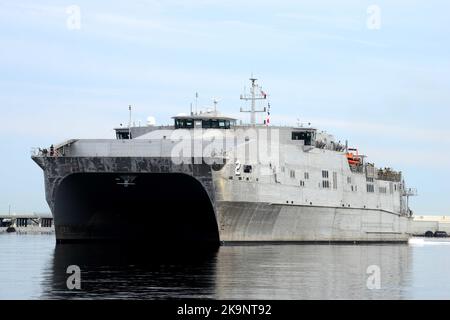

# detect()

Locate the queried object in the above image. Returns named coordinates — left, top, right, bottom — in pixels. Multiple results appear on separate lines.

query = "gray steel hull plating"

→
left=32, top=156, right=411, bottom=244
left=217, top=201, right=410, bottom=243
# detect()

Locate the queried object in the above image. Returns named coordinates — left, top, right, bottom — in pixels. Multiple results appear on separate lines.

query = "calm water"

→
left=1, top=234, right=450, bottom=299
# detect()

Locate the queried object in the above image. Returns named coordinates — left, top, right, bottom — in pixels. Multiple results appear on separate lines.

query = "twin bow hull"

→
left=32, top=156, right=411, bottom=245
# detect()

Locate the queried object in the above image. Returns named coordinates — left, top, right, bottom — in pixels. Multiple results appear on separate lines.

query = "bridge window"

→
left=304, top=172, right=309, bottom=180
left=322, top=170, right=329, bottom=179
left=367, top=184, right=375, bottom=193
left=292, top=131, right=313, bottom=145
left=322, top=180, right=330, bottom=188
left=202, top=119, right=231, bottom=129
left=116, top=130, right=131, bottom=140
left=175, top=119, right=194, bottom=129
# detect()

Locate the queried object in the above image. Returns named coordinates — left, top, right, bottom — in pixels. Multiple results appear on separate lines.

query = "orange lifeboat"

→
left=346, top=148, right=361, bottom=166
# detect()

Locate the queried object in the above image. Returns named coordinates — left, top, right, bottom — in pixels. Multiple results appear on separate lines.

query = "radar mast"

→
left=240, top=77, right=268, bottom=125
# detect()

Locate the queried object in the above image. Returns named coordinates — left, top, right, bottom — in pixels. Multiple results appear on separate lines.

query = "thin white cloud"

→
left=276, top=12, right=360, bottom=30
left=93, top=13, right=164, bottom=30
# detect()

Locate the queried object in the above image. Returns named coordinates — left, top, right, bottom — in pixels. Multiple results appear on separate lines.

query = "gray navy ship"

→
left=32, top=78, right=416, bottom=245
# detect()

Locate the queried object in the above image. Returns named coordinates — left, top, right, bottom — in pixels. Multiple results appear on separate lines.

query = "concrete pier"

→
left=0, top=212, right=54, bottom=234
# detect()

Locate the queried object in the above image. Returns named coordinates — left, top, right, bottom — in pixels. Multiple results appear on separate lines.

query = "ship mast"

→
left=240, top=77, right=267, bottom=125
left=128, top=105, right=132, bottom=139
left=213, top=98, right=219, bottom=115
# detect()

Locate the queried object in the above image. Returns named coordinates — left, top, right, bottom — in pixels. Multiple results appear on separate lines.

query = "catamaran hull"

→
left=32, top=156, right=411, bottom=244
left=217, top=201, right=410, bottom=243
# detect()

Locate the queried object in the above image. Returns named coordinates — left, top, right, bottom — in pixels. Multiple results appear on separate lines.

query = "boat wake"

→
left=408, top=237, right=450, bottom=246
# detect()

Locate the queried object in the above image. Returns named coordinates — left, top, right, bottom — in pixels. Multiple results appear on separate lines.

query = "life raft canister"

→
left=346, top=152, right=361, bottom=166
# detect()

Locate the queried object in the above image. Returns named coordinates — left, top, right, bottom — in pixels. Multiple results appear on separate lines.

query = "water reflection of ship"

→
left=42, top=244, right=413, bottom=299
left=213, top=245, right=413, bottom=299
left=42, top=244, right=218, bottom=299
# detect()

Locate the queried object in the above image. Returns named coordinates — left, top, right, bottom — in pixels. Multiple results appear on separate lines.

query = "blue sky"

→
left=0, top=0, right=449, bottom=215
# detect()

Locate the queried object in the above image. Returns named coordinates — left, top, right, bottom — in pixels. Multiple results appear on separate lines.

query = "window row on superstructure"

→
left=229, top=164, right=400, bottom=195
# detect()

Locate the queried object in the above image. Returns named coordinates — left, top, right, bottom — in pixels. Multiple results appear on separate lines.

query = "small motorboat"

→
left=6, top=226, right=16, bottom=233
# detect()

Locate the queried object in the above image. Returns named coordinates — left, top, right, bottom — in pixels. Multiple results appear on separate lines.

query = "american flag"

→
left=261, top=90, right=267, bottom=99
